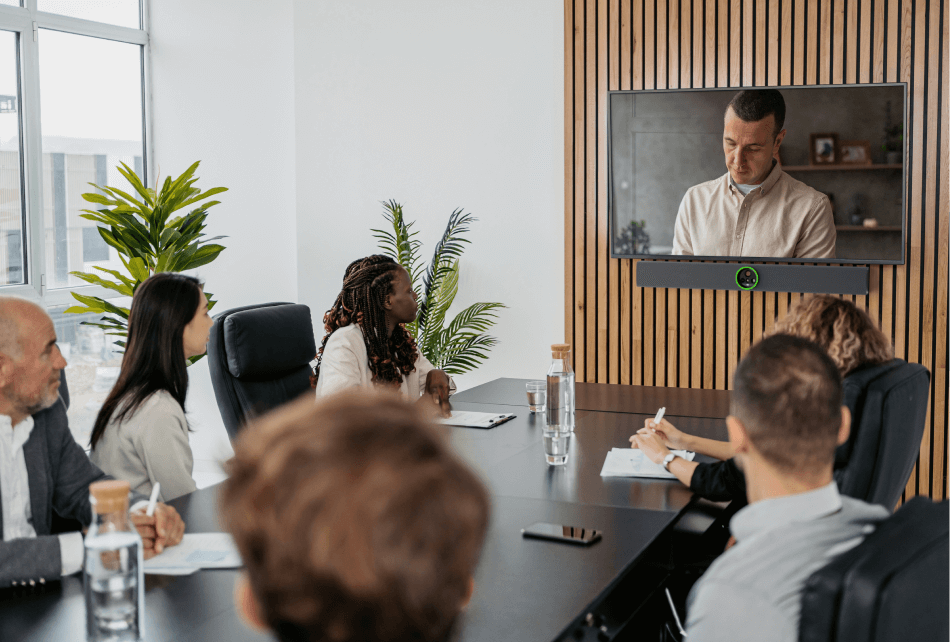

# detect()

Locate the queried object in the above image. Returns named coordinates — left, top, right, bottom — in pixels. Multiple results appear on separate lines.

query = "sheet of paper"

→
left=600, top=448, right=695, bottom=479
left=142, top=566, right=199, bottom=576
left=143, top=533, right=242, bottom=575
left=436, top=411, right=514, bottom=428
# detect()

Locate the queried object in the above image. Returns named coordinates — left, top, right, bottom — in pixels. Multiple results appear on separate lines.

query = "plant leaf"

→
left=67, top=271, right=134, bottom=297
left=418, top=208, right=473, bottom=334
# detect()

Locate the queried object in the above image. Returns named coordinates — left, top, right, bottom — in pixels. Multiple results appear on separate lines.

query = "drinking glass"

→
left=526, top=381, right=546, bottom=412
left=543, top=429, right=570, bottom=466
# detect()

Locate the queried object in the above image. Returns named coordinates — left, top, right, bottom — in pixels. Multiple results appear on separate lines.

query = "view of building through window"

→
left=39, top=29, right=144, bottom=289
left=0, top=4, right=146, bottom=445
left=0, top=30, right=25, bottom=287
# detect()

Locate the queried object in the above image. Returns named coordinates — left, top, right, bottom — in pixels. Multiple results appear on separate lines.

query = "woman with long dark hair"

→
left=90, top=272, right=214, bottom=501
left=313, top=255, right=453, bottom=413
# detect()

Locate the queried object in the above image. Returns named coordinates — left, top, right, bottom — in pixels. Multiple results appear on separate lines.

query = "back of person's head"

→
left=727, top=89, right=786, bottom=136
left=732, top=334, right=844, bottom=475
left=90, top=272, right=202, bottom=449
left=312, top=254, right=416, bottom=388
left=221, top=391, right=490, bottom=642
left=773, top=295, right=893, bottom=375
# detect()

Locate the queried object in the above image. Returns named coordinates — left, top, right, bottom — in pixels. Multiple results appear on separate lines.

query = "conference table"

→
left=1, top=378, right=732, bottom=642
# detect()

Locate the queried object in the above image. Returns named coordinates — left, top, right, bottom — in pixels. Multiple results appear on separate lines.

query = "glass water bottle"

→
left=84, top=480, right=144, bottom=642
left=546, top=343, right=575, bottom=432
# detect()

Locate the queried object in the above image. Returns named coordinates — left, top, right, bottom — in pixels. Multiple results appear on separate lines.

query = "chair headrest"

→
left=223, top=304, right=316, bottom=379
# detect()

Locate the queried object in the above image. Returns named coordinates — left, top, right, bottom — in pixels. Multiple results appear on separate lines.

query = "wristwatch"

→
left=662, top=452, right=678, bottom=471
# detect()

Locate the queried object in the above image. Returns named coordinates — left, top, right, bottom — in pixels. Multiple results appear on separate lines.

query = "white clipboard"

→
left=436, top=411, right=517, bottom=429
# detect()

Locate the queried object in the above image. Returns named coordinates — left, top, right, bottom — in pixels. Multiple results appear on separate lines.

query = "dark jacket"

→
left=0, top=396, right=109, bottom=586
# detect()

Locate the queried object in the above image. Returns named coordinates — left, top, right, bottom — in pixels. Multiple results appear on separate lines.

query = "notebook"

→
left=600, top=448, right=695, bottom=479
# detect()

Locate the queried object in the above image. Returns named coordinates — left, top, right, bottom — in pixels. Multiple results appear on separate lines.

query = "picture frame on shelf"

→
left=839, top=140, right=873, bottom=165
left=809, top=133, right=839, bottom=164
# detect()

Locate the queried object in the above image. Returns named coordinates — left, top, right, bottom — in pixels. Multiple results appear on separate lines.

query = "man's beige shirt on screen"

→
left=672, top=162, right=836, bottom=258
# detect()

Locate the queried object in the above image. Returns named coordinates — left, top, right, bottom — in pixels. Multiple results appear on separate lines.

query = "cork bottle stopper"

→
left=551, top=343, right=571, bottom=358
left=89, top=480, right=131, bottom=514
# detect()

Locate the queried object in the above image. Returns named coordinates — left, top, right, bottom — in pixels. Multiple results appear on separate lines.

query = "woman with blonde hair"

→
left=631, top=295, right=894, bottom=501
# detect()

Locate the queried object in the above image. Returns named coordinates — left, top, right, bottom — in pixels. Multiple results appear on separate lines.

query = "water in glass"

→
left=85, top=533, right=141, bottom=640
left=526, top=381, right=547, bottom=412
left=543, top=430, right=570, bottom=466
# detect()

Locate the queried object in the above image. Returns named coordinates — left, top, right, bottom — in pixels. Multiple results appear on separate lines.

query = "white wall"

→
left=294, top=0, right=564, bottom=390
left=149, top=0, right=298, bottom=468
left=142, top=0, right=563, bottom=468
left=148, top=0, right=298, bottom=310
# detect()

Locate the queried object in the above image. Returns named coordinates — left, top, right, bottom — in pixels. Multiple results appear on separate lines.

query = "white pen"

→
left=651, top=407, right=666, bottom=429
left=145, top=482, right=161, bottom=517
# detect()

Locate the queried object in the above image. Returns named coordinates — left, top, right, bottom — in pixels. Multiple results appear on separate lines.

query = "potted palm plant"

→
left=373, top=200, right=505, bottom=375
left=64, top=161, right=227, bottom=362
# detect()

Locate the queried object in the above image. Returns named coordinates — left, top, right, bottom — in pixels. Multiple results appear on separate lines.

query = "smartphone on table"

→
left=521, top=522, right=602, bottom=546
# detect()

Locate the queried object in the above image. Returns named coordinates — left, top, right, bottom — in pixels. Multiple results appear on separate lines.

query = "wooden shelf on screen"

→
left=783, top=164, right=903, bottom=171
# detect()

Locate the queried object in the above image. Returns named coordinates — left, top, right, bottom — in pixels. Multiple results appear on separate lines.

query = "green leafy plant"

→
left=615, top=219, right=651, bottom=255
left=373, top=200, right=505, bottom=376
left=64, top=161, right=227, bottom=362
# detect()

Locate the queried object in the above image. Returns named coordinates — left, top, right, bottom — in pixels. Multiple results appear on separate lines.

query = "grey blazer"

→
left=0, top=396, right=109, bottom=587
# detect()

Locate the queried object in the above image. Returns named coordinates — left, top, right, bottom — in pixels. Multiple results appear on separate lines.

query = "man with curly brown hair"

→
left=220, top=391, right=490, bottom=642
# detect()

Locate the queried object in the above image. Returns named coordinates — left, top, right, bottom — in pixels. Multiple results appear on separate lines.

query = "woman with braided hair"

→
left=312, top=255, right=453, bottom=414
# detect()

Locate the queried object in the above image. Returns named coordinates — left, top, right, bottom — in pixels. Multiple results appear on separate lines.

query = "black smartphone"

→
left=521, top=522, right=602, bottom=546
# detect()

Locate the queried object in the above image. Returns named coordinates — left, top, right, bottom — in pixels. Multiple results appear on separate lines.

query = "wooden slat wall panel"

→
left=565, top=0, right=949, bottom=500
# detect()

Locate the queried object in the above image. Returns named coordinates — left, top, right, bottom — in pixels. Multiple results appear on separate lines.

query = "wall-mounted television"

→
left=608, top=84, right=907, bottom=265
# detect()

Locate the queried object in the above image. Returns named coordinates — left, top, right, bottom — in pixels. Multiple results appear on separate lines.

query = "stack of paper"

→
left=600, top=448, right=695, bottom=479
left=143, top=533, right=243, bottom=576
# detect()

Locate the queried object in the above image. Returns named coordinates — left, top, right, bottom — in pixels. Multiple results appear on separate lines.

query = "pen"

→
left=146, top=483, right=160, bottom=517
left=665, top=588, right=687, bottom=637
left=651, top=407, right=666, bottom=429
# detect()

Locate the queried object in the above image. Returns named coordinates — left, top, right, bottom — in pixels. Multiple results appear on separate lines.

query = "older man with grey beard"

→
left=0, top=296, right=185, bottom=588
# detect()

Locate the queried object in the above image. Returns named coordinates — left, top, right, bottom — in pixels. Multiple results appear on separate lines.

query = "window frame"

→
left=0, top=0, right=150, bottom=307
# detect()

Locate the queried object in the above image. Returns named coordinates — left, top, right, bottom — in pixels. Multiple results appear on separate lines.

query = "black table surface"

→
left=3, top=380, right=731, bottom=642
left=1, top=488, right=678, bottom=642
left=449, top=403, right=726, bottom=513
left=452, top=377, right=732, bottom=419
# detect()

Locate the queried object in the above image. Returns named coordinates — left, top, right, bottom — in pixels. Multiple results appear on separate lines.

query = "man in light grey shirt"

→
left=672, top=89, right=836, bottom=258
left=683, top=334, right=888, bottom=641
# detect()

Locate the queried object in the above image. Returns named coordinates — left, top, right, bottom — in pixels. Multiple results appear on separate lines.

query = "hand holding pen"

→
left=130, top=483, right=186, bottom=559
left=629, top=407, right=691, bottom=452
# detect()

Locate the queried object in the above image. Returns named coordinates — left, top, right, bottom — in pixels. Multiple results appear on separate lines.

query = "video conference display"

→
left=608, top=84, right=906, bottom=264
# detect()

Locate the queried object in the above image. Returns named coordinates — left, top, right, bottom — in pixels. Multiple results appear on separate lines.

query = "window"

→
left=0, top=2, right=149, bottom=444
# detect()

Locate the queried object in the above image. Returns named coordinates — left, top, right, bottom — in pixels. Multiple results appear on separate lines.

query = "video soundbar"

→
left=636, top=262, right=869, bottom=295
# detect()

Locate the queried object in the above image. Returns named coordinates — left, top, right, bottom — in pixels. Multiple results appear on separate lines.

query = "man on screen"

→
left=672, top=89, right=836, bottom=258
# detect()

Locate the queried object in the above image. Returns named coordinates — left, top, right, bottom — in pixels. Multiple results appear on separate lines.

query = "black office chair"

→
left=207, top=302, right=317, bottom=440
left=799, top=496, right=949, bottom=642
left=834, top=359, right=930, bottom=510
